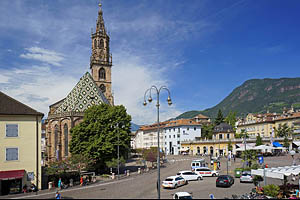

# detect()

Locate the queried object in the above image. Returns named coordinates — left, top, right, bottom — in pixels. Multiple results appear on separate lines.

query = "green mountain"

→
left=177, top=78, right=300, bottom=119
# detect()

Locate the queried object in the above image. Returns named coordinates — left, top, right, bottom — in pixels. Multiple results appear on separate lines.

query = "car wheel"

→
left=198, top=177, right=202, bottom=181
left=212, top=174, right=216, bottom=177
left=174, top=184, right=178, bottom=189
left=185, top=181, right=189, bottom=185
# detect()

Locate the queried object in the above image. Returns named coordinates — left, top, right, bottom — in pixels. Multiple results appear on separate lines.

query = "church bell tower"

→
left=90, top=2, right=114, bottom=105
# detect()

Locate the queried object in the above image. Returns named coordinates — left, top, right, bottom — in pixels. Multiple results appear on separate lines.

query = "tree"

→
left=241, top=150, right=257, bottom=168
left=228, top=140, right=233, bottom=152
left=256, top=134, right=263, bottom=146
left=275, top=123, right=292, bottom=138
left=105, top=157, right=126, bottom=170
left=69, top=104, right=132, bottom=172
left=201, top=123, right=214, bottom=139
left=283, top=137, right=290, bottom=148
left=225, top=111, right=237, bottom=130
left=215, top=109, right=224, bottom=126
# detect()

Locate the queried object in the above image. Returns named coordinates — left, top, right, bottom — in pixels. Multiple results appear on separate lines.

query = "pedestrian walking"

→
left=80, top=176, right=83, bottom=186
left=233, top=155, right=236, bottom=162
left=55, top=191, right=61, bottom=199
left=58, top=178, right=62, bottom=190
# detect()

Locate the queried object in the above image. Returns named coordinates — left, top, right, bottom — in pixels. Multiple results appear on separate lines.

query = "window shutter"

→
left=6, top=124, right=18, bottom=137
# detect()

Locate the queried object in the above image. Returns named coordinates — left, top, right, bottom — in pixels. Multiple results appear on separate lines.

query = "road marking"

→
left=12, top=178, right=135, bottom=199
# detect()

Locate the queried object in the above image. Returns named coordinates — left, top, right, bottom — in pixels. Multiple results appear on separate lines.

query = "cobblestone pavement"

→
left=4, top=154, right=300, bottom=199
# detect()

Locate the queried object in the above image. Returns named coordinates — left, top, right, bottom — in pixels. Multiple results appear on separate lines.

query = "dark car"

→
left=216, top=175, right=234, bottom=187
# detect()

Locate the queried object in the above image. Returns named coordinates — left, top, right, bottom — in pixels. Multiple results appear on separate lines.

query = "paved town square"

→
left=3, top=154, right=296, bottom=199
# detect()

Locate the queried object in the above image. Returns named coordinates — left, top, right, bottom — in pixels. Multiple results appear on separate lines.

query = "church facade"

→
left=45, top=3, right=113, bottom=162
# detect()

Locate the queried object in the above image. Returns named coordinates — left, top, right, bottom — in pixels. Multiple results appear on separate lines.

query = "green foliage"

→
left=263, top=184, right=280, bottom=197
left=283, top=137, right=290, bottom=148
left=224, top=111, right=237, bottom=130
left=215, top=109, right=224, bottom=125
left=69, top=104, right=132, bottom=171
left=275, top=123, right=293, bottom=137
left=201, top=123, right=215, bottom=139
left=241, top=150, right=257, bottom=167
left=175, top=78, right=300, bottom=119
left=105, top=157, right=126, bottom=169
left=228, top=140, right=233, bottom=152
left=256, top=134, right=263, bottom=146
left=236, top=129, right=249, bottom=139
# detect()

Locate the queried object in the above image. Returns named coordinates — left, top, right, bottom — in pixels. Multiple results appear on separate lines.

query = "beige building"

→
left=45, top=4, right=112, bottom=162
left=0, top=91, right=43, bottom=195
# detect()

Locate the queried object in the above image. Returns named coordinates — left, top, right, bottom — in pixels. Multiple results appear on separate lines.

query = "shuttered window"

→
left=6, top=148, right=19, bottom=161
left=6, top=124, right=18, bottom=137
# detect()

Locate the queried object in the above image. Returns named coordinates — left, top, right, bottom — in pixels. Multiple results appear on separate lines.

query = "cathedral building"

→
left=45, top=3, right=113, bottom=162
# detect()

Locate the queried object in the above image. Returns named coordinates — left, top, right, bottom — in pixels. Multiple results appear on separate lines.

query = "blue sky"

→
left=0, top=0, right=300, bottom=125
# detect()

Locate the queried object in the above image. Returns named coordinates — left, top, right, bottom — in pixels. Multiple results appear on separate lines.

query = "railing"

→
left=182, top=137, right=292, bottom=144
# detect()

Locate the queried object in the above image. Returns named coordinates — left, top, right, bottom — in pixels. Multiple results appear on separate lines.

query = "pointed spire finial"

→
left=99, top=0, right=102, bottom=8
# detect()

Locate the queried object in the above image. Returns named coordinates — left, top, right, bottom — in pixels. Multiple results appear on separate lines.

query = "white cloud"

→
left=113, top=51, right=183, bottom=125
left=20, top=47, right=65, bottom=67
left=0, top=74, right=9, bottom=84
left=0, top=64, right=78, bottom=116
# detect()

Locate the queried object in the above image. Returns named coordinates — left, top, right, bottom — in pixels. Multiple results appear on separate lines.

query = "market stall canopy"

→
left=235, top=145, right=256, bottom=151
left=273, top=142, right=283, bottom=147
left=0, top=170, right=25, bottom=180
left=251, top=165, right=300, bottom=180
left=253, top=145, right=275, bottom=152
left=293, top=141, right=300, bottom=147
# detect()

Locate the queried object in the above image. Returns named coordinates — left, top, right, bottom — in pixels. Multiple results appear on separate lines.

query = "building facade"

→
left=45, top=4, right=112, bottom=162
left=163, top=119, right=202, bottom=155
left=0, top=91, right=43, bottom=195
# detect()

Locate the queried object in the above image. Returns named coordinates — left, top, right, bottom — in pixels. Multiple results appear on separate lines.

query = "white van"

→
left=191, top=159, right=206, bottom=171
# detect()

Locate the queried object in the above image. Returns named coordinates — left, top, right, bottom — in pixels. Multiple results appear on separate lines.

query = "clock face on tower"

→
left=100, top=84, right=106, bottom=93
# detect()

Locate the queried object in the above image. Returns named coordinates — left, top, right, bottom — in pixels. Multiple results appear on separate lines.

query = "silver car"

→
left=240, top=171, right=253, bottom=183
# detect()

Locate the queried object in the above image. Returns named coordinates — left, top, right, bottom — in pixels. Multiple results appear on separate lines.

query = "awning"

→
left=293, top=141, right=300, bottom=146
left=251, top=165, right=300, bottom=180
left=273, top=141, right=283, bottom=147
left=0, top=170, right=25, bottom=180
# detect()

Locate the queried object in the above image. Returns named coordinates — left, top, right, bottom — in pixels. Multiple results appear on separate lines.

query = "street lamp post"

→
left=143, top=86, right=172, bottom=200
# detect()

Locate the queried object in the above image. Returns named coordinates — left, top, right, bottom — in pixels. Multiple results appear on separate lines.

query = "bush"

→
left=263, top=184, right=280, bottom=197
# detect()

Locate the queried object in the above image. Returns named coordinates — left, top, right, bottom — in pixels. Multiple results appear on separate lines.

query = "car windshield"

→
left=242, top=172, right=251, bottom=176
left=218, top=176, right=228, bottom=180
left=177, top=173, right=181, bottom=176
left=165, top=178, right=173, bottom=181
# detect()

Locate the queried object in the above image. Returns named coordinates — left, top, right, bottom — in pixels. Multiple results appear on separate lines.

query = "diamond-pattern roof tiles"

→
left=54, top=72, right=110, bottom=114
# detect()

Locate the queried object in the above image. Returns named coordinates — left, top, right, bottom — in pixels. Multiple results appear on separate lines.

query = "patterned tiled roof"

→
left=54, top=72, right=110, bottom=114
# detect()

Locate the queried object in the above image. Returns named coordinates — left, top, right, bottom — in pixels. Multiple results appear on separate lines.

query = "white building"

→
left=163, top=119, right=202, bottom=155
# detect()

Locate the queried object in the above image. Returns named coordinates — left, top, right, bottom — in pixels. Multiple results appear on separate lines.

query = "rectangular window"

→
left=177, top=134, right=180, bottom=138
left=227, top=134, right=230, bottom=139
left=194, top=127, right=196, bottom=131
left=219, top=134, right=223, bottom=139
left=174, top=135, right=176, bottom=138
left=6, top=148, right=18, bottom=161
left=187, top=127, right=190, bottom=131
left=178, top=128, right=180, bottom=133
left=6, top=124, right=18, bottom=137
left=169, top=135, right=171, bottom=138
left=177, top=141, right=180, bottom=144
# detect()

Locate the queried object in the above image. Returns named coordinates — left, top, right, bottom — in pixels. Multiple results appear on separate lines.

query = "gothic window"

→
left=54, top=125, right=58, bottom=150
left=99, top=39, right=104, bottom=49
left=100, top=84, right=106, bottom=93
left=64, top=124, right=68, bottom=157
left=99, top=68, right=106, bottom=80
left=94, top=39, right=97, bottom=49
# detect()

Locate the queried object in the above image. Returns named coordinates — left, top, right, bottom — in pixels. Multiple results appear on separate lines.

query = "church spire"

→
left=96, top=0, right=106, bottom=34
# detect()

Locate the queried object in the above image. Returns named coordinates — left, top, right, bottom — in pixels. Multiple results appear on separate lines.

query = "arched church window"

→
left=100, top=39, right=104, bottom=49
left=54, top=125, right=58, bottom=151
left=64, top=124, right=68, bottom=157
left=99, top=68, right=106, bottom=80
left=100, top=84, right=106, bottom=93
left=94, top=39, right=97, bottom=49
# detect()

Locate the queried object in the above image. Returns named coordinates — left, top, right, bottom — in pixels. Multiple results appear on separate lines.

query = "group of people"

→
left=22, top=183, right=37, bottom=193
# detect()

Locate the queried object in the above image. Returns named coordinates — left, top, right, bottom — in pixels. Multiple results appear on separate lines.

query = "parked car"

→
left=216, top=175, right=234, bottom=187
left=240, top=171, right=253, bottom=183
left=162, top=176, right=187, bottom=189
left=177, top=171, right=203, bottom=181
left=173, top=192, right=193, bottom=199
left=194, top=167, right=219, bottom=177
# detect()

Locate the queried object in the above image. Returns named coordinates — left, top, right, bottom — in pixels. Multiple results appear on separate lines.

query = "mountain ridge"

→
left=176, top=77, right=300, bottom=119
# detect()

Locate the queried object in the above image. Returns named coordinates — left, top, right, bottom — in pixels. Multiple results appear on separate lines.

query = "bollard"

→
left=111, top=173, right=115, bottom=180
left=48, top=182, right=52, bottom=190
left=127, top=170, right=130, bottom=176
left=138, top=168, right=141, bottom=174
